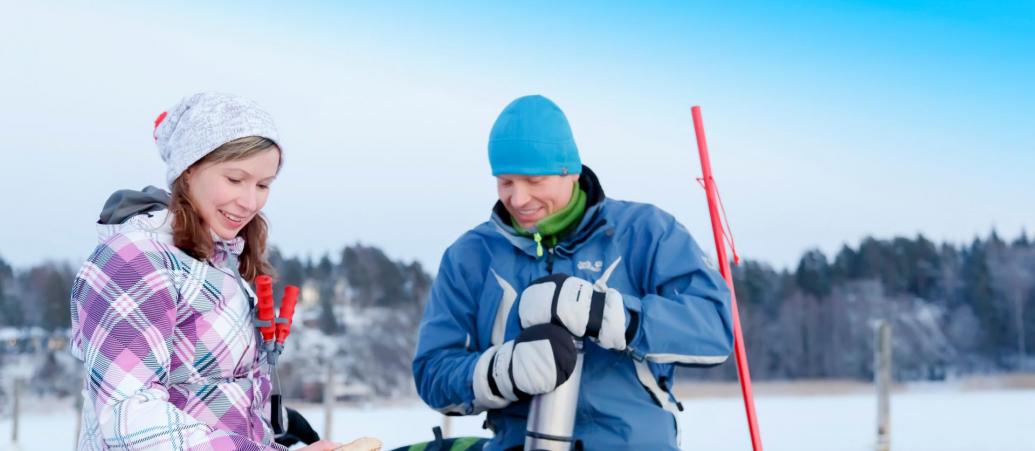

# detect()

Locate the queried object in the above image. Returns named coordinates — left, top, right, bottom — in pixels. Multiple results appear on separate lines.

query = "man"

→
left=412, top=95, right=733, bottom=450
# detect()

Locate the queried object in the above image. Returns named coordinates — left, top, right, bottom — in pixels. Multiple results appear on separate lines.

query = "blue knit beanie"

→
left=488, top=95, right=582, bottom=176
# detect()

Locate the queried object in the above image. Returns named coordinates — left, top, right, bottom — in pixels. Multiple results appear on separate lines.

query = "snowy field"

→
left=1, top=386, right=1033, bottom=450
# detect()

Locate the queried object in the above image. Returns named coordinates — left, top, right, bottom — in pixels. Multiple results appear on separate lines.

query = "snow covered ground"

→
left=1, top=386, right=1033, bottom=450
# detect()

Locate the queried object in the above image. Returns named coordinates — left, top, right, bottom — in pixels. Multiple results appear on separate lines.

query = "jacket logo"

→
left=577, top=260, right=603, bottom=272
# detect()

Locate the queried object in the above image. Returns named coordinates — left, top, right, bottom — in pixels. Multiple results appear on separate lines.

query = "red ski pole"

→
left=254, top=275, right=276, bottom=345
left=270, top=284, right=300, bottom=434
left=691, top=106, right=763, bottom=451
left=275, top=285, right=299, bottom=350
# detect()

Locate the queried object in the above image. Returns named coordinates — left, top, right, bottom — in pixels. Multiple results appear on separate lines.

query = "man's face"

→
left=497, top=174, right=579, bottom=229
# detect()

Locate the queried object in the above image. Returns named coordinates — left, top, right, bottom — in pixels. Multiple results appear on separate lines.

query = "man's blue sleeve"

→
left=623, top=214, right=734, bottom=366
left=412, top=249, right=485, bottom=414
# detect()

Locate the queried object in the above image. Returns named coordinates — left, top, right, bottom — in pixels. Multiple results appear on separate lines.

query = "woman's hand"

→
left=296, top=439, right=341, bottom=450
left=334, top=437, right=382, bottom=451
left=296, top=437, right=382, bottom=451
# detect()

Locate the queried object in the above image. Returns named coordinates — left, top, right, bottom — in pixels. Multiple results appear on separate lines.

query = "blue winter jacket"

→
left=412, top=166, right=734, bottom=450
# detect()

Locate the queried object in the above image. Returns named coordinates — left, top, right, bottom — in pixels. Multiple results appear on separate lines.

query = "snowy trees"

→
left=264, top=244, right=431, bottom=399
left=705, top=231, right=1035, bottom=381
left=0, top=230, right=1031, bottom=395
left=0, top=259, right=72, bottom=331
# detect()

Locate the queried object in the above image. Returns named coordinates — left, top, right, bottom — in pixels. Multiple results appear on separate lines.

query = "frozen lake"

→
left=2, top=386, right=1033, bottom=450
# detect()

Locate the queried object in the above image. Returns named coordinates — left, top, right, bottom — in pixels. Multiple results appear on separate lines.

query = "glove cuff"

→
left=596, top=288, right=628, bottom=351
left=473, top=344, right=511, bottom=411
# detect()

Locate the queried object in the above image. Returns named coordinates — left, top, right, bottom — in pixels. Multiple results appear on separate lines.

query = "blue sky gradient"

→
left=0, top=0, right=1031, bottom=270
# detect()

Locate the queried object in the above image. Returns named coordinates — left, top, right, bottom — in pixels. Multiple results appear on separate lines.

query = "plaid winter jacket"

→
left=70, top=210, right=283, bottom=450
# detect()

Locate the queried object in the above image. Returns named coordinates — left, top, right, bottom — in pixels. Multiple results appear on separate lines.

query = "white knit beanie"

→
left=153, top=92, right=281, bottom=187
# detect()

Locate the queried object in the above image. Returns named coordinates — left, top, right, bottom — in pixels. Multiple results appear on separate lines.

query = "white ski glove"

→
left=518, top=273, right=629, bottom=351
left=473, top=324, right=578, bottom=409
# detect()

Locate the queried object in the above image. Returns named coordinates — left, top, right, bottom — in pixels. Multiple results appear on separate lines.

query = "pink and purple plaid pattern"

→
left=70, top=211, right=283, bottom=450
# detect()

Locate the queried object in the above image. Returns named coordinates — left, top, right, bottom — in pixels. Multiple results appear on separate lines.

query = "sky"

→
left=0, top=0, right=1032, bottom=273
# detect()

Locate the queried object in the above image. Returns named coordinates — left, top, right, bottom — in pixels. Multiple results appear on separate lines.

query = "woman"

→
left=70, top=92, right=379, bottom=451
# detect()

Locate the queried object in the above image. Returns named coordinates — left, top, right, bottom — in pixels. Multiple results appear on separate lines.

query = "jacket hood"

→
left=95, top=186, right=173, bottom=244
left=99, top=185, right=171, bottom=225
left=93, top=187, right=245, bottom=263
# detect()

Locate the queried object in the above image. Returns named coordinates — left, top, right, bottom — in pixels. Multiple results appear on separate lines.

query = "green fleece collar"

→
left=511, top=182, right=586, bottom=257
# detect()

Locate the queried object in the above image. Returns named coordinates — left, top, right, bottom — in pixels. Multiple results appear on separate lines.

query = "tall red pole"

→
left=691, top=106, right=763, bottom=451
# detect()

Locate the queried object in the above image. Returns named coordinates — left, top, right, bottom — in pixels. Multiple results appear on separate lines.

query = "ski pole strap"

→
left=270, top=362, right=285, bottom=434
left=265, top=343, right=280, bottom=365
left=696, top=177, right=740, bottom=265
left=227, top=251, right=262, bottom=312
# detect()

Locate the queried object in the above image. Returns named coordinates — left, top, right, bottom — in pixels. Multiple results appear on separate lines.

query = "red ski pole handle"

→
left=254, top=275, right=276, bottom=342
left=275, top=285, right=299, bottom=345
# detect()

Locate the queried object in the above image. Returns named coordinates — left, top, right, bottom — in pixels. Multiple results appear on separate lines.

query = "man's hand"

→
left=518, top=273, right=628, bottom=351
left=474, top=324, right=578, bottom=407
